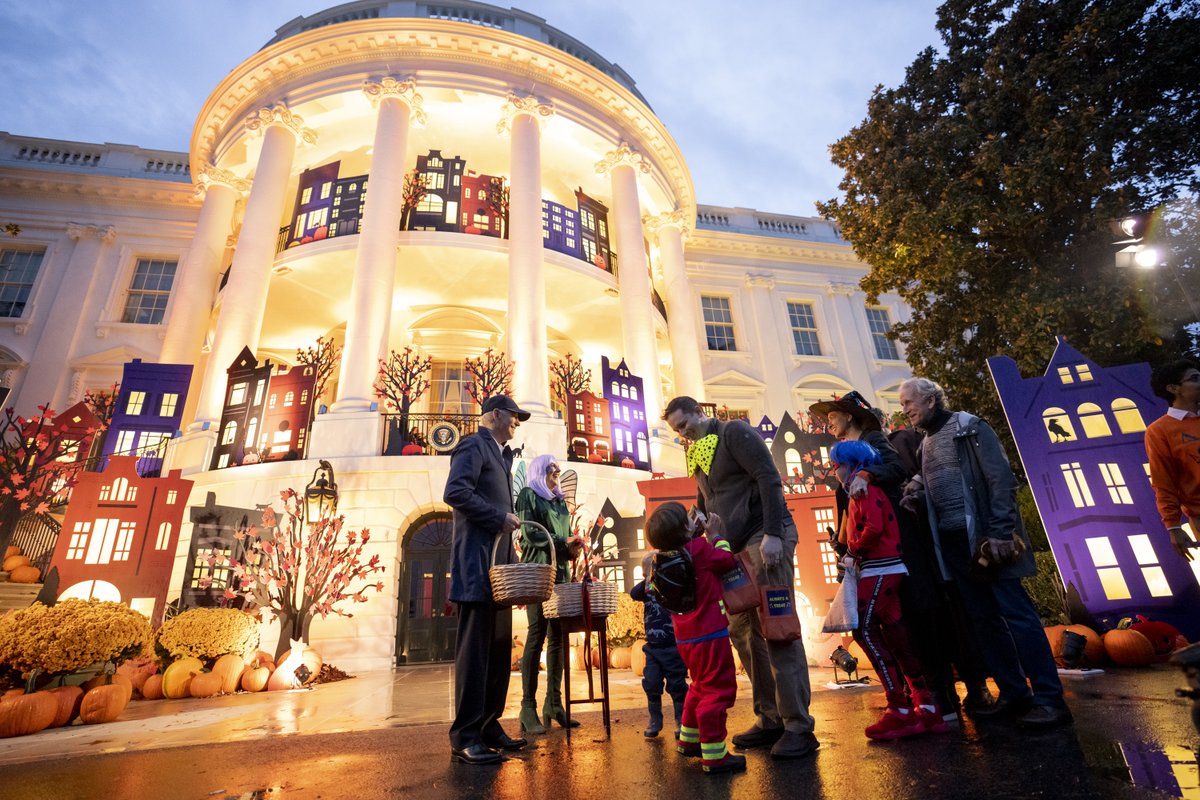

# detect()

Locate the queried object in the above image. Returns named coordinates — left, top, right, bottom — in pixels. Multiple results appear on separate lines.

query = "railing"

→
left=9, top=512, right=61, bottom=576
left=382, top=412, right=479, bottom=455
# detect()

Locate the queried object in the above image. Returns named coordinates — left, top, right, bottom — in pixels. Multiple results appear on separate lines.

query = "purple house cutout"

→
left=988, top=337, right=1200, bottom=639
left=102, top=359, right=193, bottom=475
left=601, top=356, right=650, bottom=470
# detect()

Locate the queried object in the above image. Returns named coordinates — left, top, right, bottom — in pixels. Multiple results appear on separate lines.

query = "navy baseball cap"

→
left=480, top=394, right=531, bottom=421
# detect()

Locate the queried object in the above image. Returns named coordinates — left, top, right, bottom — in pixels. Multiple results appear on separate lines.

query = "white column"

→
left=745, top=272, right=791, bottom=413
left=597, top=143, right=663, bottom=423
left=192, top=105, right=313, bottom=428
left=332, top=79, right=423, bottom=411
left=826, top=281, right=877, bottom=394
left=645, top=210, right=705, bottom=402
left=499, top=92, right=554, bottom=415
left=159, top=166, right=245, bottom=364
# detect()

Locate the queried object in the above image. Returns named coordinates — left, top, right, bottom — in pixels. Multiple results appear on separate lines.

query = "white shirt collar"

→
left=1166, top=407, right=1198, bottom=420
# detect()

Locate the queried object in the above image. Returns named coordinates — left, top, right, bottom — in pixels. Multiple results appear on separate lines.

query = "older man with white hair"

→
left=898, top=377, right=1070, bottom=729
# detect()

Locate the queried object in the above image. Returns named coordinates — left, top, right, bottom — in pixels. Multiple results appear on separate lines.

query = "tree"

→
left=374, top=347, right=433, bottom=439
left=399, top=169, right=430, bottom=231
left=296, top=336, right=342, bottom=404
left=223, top=488, right=385, bottom=660
left=549, top=353, right=592, bottom=407
left=817, top=0, right=1200, bottom=434
left=0, top=405, right=101, bottom=554
left=486, top=176, right=510, bottom=239
left=464, top=348, right=513, bottom=405
left=82, top=384, right=120, bottom=428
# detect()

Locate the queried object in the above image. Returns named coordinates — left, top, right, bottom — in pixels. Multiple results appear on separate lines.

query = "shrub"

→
left=1023, top=552, right=1069, bottom=626
left=606, top=592, right=645, bottom=646
left=155, top=607, right=260, bottom=662
left=0, top=600, right=152, bottom=675
left=1017, top=484, right=1050, bottom=551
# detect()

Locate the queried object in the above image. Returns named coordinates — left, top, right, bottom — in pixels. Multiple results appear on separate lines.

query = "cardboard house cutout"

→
left=178, top=491, right=258, bottom=609
left=591, top=497, right=644, bottom=592
left=768, top=412, right=837, bottom=493
left=601, top=356, right=651, bottom=470
left=565, top=389, right=610, bottom=463
left=257, top=363, right=316, bottom=461
left=210, top=347, right=272, bottom=470
left=988, top=337, right=1200, bottom=638
left=50, top=456, right=193, bottom=625
left=102, top=359, right=192, bottom=474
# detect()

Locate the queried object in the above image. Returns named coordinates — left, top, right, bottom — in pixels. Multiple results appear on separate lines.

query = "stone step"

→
left=0, top=579, right=41, bottom=612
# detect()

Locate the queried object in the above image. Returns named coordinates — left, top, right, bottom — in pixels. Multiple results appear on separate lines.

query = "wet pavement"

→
left=0, top=663, right=1196, bottom=799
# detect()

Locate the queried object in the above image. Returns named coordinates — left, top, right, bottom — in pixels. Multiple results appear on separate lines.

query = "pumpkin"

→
left=79, top=684, right=129, bottom=724
left=0, top=691, right=57, bottom=738
left=8, top=565, right=40, bottom=584
left=188, top=671, right=223, bottom=698
left=2, top=554, right=30, bottom=572
left=271, top=647, right=322, bottom=688
left=212, top=654, right=246, bottom=694
left=84, top=673, right=133, bottom=704
left=1044, top=625, right=1067, bottom=663
left=1129, top=619, right=1184, bottom=657
left=609, top=646, right=631, bottom=670
left=1065, top=625, right=1106, bottom=666
left=3, top=545, right=19, bottom=560
left=243, top=649, right=276, bottom=667
left=1104, top=627, right=1156, bottom=666
left=240, top=664, right=271, bottom=693
left=162, top=657, right=204, bottom=699
left=630, top=640, right=647, bottom=677
left=2, top=688, right=25, bottom=700
left=46, top=685, right=84, bottom=728
left=117, top=658, right=159, bottom=696
left=141, top=674, right=165, bottom=701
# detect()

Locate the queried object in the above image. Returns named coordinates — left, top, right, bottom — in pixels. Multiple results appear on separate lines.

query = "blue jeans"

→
left=642, top=644, right=689, bottom=705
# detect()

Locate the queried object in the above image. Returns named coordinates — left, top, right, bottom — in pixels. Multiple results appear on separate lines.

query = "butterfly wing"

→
left=512, top=460, right=527, bottom=505
left=559, top=469, right=579, bottom=515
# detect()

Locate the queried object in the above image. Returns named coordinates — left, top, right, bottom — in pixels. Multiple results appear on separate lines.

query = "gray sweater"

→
left=694, top=418, right=792, bottom=552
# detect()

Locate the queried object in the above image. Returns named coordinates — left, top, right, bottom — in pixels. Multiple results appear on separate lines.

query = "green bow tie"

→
left=686, top=434, right=719, bottom=476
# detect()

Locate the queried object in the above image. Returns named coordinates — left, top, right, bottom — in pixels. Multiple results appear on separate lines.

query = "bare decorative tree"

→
left=464, top=348, right=513, bottom=405
left=399, top=169, right=431, bottom=231
left=0, top=405, right=102, bottom=554
left=296, top=336, right=342, bottom=403
left=549, top=353, right=592, bottom=407
left=221, top=489, right=385, bottom=660
left=82, top=384, right=120, bottom=428
left=374, top=347, right=433, bottom=438
left=486, top=176, right=510, bottom=239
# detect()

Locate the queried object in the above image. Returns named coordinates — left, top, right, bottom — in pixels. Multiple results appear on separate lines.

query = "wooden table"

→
left=554, top=613, right=610, bottom=740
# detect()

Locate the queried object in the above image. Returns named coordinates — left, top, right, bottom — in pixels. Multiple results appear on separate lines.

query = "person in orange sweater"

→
left=1145, top=359, right=1200, bottom=562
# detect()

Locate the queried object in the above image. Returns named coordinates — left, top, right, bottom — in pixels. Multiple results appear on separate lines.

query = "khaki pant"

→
left=728, top=527, right=815, bottom=734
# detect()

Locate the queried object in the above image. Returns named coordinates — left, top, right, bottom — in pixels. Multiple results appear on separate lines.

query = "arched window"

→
left=110, top=477, right=129, bottom=502
left=631, top=386, right=639, bottom=401
left=245, top=417, right=258, bottom=451
left=611, top=380, right=619, bottom=395
left=1077, top=403, right=1111, bottom=438
left=155, top=522, right=172, bottom=550
left=416, top=194, right=443, bottom=213
left=221, top=420, right=238, bottom=445
left=1112, top=398, right=1146, bottom=434
left=1041, top=408, right=1076, bottom=443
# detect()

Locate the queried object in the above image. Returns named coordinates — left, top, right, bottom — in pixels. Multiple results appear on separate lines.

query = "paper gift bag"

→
left=759, top=584, right=804, bottom=642
left=720, top=550, right=760, bottom=615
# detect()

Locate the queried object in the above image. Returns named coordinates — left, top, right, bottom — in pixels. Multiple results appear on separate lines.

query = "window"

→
left=301, top=187, right=313, bottom=204
left=122, top=259, right=176, bottom=324
left=253, top=380, right=265, bottom=407
left=1057, top=366, right=1074, bottom=385
left=866, top=307, right=899, bottom=360
left=1085, top=537, right=1132, bottom=600
left=429, top=361, right=473, bottom=415
left=126, top=391, right=146, bottom=415
left=67, top=521, right=90, bottom=560
left=142, top=432, right=170, bottom=455
left=416, top=194, right=444, bottom=213
left=113, top=521, right=136, bottom=561
left=320, top=182, right=331, bottom=200
left=228, top=382, right=247, bottom=406
left=190, top=546, right=234, bottom=590
left=221, top=420, right=237, bottom=445
left=701, top=296, right=737, bottom=351
left=787, top=302, right=822, bottom=356
left=819, top=541, right=839, bottom=584
left=114, top=430, right=136, bottom=455
left=1060, top=462, right=1095, bottom=508
left=301, top=389, right=309, bottom=406
left=1112, top=399, right=1146, bottom=433
left=284, top=391, right=295, bottom=407
left=166, top=490, right=178, bottom=505
left=159, top=393, right=178, bottom=417
left=245, top=417, right=258, bottom=451
left=0, top=248, right=45, bottom=318
left=1128, top=534, right=1172, bottom=597
left=1077, top=403, right=1112, bottom=438
left=308, top=208, right=328, bottom=228
left=1098, top=463, right=1134, bottom=504
left=155, top=522, right=173, bottom=550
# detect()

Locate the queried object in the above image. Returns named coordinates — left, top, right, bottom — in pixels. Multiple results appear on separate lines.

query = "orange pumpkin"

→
left=2, top=688, right=25, bottom=700
left=8, top=565, right=40, bottom=584
left=630, top=640, right=647, bottom=677
left=162, top=657, right=204, bottom=699
left=79, top=684, right=129, bottom=724
left=212, top=654, right=246, bottom=694
left=0, top=691, right=57, bottom=737
left=46, top=685, right=84, bottom=728
left=117, top=657, right=158, bottom=696
left=1104, top=628, right=1155, bottom=666
left=1065, top=625, right=1106, bottom=666
left=188, top=671, right=223, bottom=698
left=3, top=545, right=19, bottom=560
left=608, top=646, right=630, bottom=669
left=272, top=647, right=322, bottom=687
left=141, top=674, right=165, bottom=701
left=2, top=554, right=30, bottom=572
left=240, top=664, right=271, bottom=693
left=1044, top=625, right=1067, bottom=663
left=84, top=673, right=133, bottom=704
left=243, top=649, right=276, bottom=667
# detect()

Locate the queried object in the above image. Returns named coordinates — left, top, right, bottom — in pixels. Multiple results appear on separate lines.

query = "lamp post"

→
left=1113, top=215, right=1200, bottom=322
left=304, top=459, right=339, bottom=524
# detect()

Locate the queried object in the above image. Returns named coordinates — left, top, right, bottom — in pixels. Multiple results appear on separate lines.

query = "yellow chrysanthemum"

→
left=155, top=607, right=260, bottom=661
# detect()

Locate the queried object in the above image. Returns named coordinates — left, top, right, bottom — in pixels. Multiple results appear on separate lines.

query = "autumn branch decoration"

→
left=549, top=353, right=592, bottom=407
left=296, top=336, right=342, bottom=403
left=399, top=169, right=431, bottom=231
left=486, top=176, right=510, bottom=239
left=83, top=384, right=120, bottom=428
left=464, top=348, right=513, bottom=405
left=221, top=489, right=385, bottom=660
left=0, top=404, right=102, bottom=554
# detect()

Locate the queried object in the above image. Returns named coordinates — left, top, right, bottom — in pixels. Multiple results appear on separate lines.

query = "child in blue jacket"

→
left=630, top=553, right=690, bottom=738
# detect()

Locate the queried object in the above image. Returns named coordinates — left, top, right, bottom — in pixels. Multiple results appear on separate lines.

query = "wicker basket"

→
left=489, top=521, right=556, bottom=606
left=543, top=579, right=618, bottom=619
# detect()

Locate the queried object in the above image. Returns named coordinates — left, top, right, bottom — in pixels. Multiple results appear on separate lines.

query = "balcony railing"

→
left=382, top=412, right=479, bottom=455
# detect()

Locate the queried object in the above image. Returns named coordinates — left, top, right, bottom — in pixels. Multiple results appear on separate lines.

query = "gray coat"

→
left=920, top=411, right=1036, bottom=580
left=444, top=427, right=515, bottom=603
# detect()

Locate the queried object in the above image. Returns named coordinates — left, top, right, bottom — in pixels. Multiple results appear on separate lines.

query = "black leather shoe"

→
left=731, top=724, right=785, bottom=749
left=970, top=695, right=1033, bottom=720
left=483, top=733, right=528, bottom=751
left=1017, top=705, right=1074, bottom=729
left=451, top=744, right=502, bottom=765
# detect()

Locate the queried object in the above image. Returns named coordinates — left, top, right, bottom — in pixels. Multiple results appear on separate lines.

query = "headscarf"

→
left=527, top=453, right=564, bottom=501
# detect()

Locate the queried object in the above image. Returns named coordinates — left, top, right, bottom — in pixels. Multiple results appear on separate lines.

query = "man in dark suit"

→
left=444, top=394, right=530, bottom=765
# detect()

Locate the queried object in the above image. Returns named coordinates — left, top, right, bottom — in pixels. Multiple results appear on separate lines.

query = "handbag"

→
left=821, top=558, right=859, bottom=633
left=720, top=550, right=760, bottom=615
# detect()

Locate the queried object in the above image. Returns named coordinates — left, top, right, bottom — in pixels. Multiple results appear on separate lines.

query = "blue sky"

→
left=0, top=0, right=943, bottom=216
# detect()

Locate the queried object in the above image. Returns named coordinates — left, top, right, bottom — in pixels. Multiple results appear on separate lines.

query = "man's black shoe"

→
left=451, top=744, right=502, bottom=765
left=483, top=733, right=528, bottom=751
left=961, top=684, right=996, bottom=716
left=1017, top=705, right=1074, bottom=729
left=970, top=695, right=1033, bottom=720
left=731, top=724, right=785, bottom=749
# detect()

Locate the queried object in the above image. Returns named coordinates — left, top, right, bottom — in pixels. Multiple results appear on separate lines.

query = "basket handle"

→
left=491, top=520, right=556, bottom=572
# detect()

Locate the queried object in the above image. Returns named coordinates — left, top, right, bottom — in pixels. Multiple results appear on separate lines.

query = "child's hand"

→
left=704, top=512, right=727, bottom=542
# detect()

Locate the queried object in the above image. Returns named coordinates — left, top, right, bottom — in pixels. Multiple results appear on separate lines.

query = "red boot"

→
left=865, top=708, right=923, bottom=740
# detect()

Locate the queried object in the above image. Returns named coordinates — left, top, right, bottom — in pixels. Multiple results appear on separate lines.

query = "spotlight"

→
left=830, top=645, right=863, bottom=685
left=1060, top=630, right=1087, bottom=669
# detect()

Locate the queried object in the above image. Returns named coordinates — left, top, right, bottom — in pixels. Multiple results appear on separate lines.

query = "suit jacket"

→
left=444, top=427, right=515, bottom=603
left=694, top=418, right=792, bottom=553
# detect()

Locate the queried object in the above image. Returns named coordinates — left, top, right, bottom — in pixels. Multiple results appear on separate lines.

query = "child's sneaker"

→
left=676, top=740, right=702, bottom=757
left=702, top=753, right=747, bottom=775
left=865, top=708, right=923, bottom=740
left=915, top=706, right=950, bottom=735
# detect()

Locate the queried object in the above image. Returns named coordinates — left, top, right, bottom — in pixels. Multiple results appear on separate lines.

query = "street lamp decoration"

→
left=304, top=460, right=338, bottom=525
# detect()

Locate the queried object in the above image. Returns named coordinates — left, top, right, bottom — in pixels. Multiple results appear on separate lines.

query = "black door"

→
left=397, top=514, right=457, bottom=663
